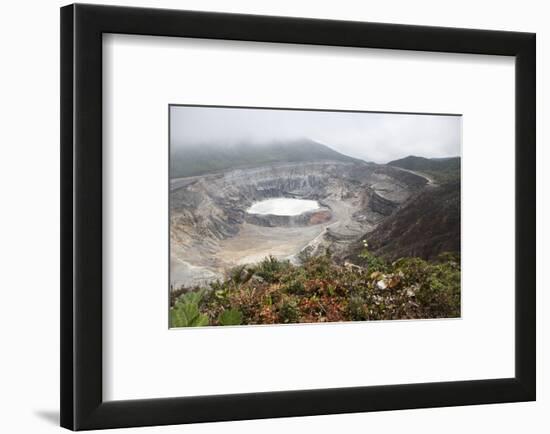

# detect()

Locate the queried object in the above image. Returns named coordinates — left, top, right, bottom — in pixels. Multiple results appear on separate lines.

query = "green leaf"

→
left=218, top=308, right=243, bottom=326
left=170, top=299, right=210, bottom=327
left=169, top=308, right=180, bottom=327
left=192, top=313, right=210, bottom=327
left=179, top=289, right=205, bottom=306
left=180, top=303, right=199, bottom=324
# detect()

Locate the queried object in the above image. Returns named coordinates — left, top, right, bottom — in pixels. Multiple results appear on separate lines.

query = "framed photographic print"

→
left=168, top=105, right=462, bottom=327
left=60, top=3, right=536, bottom=431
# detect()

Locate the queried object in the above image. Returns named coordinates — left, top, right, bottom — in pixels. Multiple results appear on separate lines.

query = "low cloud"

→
left=170, top=106, right=461, bottom=163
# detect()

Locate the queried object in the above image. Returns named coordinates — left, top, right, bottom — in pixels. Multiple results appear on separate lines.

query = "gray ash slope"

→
left=170, top=142, right=460, bottom=289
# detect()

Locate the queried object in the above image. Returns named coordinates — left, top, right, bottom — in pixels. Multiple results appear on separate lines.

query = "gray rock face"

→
left=170, top=160, right=427, bottom=289
left=367, top=190, right=398, bottom=216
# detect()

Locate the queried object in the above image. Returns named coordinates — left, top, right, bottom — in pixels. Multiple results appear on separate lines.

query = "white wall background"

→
left=0, top=0, right=546, bottom=432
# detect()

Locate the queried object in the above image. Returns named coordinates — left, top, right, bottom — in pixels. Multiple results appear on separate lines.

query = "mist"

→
left=170, top=105, right=461, bottom=163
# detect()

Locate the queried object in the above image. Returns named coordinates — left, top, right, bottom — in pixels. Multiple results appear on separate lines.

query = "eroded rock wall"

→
left=170, top=160, right=427, bottom=288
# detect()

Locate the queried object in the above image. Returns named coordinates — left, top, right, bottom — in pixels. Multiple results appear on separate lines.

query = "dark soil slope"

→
left=348, top=180, right=460, bottom=262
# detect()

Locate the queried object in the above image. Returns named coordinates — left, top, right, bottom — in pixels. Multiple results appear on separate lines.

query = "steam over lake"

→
left=247, top=198, right=320, bottom=216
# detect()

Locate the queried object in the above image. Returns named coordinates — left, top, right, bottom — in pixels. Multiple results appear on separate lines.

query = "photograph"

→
left=169, top=105, right=462, bottom=327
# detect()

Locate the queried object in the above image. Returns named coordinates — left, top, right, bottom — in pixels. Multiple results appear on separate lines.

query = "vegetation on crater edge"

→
left=169, top=247, right=460, bottom=328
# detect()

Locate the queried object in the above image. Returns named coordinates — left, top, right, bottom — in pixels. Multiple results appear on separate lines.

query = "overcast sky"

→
left=170, top=106, right=461, bottom=163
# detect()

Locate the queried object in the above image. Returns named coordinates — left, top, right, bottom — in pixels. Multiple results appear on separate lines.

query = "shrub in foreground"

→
left=170, top=252, right=460, bottom=327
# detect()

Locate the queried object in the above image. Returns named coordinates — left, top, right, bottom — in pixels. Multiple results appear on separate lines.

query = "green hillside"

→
left=388, top=155, right=460, bottom=183
left=388, top=155, right=460, bottom=172
left=170, top=139, right=364, bottom=178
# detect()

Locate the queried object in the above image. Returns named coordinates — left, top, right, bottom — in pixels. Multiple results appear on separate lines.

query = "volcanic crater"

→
left=170, top=160, right=428, bottom=289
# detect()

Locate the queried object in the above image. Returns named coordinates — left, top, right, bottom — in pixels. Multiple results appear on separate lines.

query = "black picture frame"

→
left=60, top=3, right=536, bottom=431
